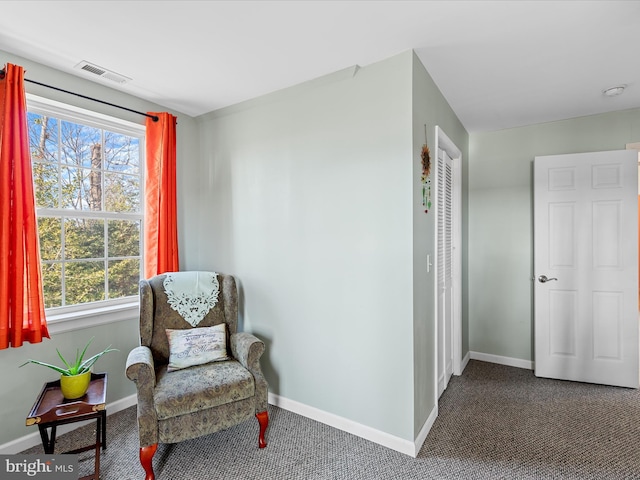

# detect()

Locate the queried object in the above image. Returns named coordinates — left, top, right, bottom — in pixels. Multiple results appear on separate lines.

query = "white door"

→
left=534, top=150, right=638, bottom=388
left=437, top=147, right=454, bottom=397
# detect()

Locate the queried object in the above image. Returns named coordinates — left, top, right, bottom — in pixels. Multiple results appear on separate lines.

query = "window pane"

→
left=32, top=162, right=59, bottom=208
left=39, top=217, right=62, bottom=261
left=61, top=167, right=103, bottom=211
left=105, top=172, right=140, bottom=212
left=28, top=101, right=144, bottom=311
left=28, top=113, right=58, bottom=163
left=105, top=131, right=139, bottom=174
left=65, top=261, right=105, bottom=305
left=108, top=259, right=140, bottom=299
left=60, top=166, right=84, bottom=209
left=108, top=220, right=140, bottom=257
left=60, top=120, right=100, bottom=168
left=65, top=218, right=105, bottom=259
left=42, top=263, right=62, bottom=308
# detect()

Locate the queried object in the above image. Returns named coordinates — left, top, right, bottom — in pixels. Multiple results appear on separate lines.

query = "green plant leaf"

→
left=56, top=348, right=72, bottom=370
left=18, top=337, right=117, bottom=376
left=19, top=359, right=70, bottom=376
left=76, top=337, right=94, bottom=367
left=79, top=347, right=118, bottom=374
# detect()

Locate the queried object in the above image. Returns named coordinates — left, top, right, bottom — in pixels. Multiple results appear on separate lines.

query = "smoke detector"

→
left=74, top=61, right=131, bottom=84
left=602, top=85, right=626, bottom=97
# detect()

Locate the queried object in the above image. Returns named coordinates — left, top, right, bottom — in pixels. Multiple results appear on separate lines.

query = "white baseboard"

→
left=4, top=390, right=440, bottom=458
left=0, top=394, right=137, bottom=455
left=268, top=392, right=427, bottom=458
left=413, top=405, right=437, bottom=456
left=470, top=351, right=534, bottom=370
left=460, top=351, right=471, bottom=373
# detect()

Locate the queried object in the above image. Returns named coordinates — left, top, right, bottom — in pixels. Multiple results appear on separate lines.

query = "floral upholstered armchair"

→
left=126, top=271, right=269, bottom=480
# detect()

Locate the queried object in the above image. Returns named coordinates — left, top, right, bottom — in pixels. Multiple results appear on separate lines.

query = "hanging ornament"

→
left=421, top=142, right=431, bottom=213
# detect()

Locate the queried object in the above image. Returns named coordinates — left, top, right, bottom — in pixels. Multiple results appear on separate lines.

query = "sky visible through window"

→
left=28, top=111, right=143, bottom=308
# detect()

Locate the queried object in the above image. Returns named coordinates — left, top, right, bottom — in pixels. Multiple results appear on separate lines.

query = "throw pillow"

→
left=166, top=323, right=229, bottom=372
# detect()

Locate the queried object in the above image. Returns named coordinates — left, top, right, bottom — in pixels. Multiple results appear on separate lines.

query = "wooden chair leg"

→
left=140, top=444, right=158, bottom=480
left=256, top=411, right=269, bottom=448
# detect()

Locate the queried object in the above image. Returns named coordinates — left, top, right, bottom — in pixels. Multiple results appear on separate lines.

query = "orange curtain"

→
left=0, top=63, right=49, bottom=349
left=144, top=112, right=179, bottom=278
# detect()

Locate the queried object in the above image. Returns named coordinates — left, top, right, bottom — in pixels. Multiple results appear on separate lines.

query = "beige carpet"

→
left=22, top=360, right=640, bottom=479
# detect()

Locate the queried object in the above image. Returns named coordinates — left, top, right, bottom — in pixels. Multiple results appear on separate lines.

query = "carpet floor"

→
left=22, top=360, right=640, bottom=479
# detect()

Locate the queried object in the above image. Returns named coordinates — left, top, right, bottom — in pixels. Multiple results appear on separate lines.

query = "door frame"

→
left=434, top=126, right=463, bottom=397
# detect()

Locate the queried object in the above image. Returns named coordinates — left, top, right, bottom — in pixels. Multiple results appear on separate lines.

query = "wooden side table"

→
left=26, top=372, right=107, bottom=480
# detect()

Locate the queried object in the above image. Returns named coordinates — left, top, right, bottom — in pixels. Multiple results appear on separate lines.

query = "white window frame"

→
left=26, top=94, right=145, bottom=333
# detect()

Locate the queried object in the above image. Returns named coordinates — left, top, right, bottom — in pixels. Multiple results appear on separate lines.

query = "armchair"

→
left=126, top=272, right=268, bottom=480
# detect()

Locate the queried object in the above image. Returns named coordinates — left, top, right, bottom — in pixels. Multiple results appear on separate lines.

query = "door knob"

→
left=538, top=275, right=558, bottom=283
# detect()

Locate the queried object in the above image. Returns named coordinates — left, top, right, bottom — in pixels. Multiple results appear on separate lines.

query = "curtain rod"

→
left=0, top=69, right=159, bottom=122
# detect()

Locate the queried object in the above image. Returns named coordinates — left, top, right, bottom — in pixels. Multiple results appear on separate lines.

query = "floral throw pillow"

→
left=166, top=323, right=229, bottom=372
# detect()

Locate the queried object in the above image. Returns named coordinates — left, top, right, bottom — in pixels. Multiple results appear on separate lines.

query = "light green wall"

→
left=194, top=52, right=417, bottom=440
left=469, top=108, right=640, bottom=361
left=411, top=53, right=469, bottom=436
left=2, top=321, right=140, bottom=447
left=1, top=47, right=466, bottom=449
left=0, top=51, right=200, bottom=447
left=11, top=41, right=632, bottom=451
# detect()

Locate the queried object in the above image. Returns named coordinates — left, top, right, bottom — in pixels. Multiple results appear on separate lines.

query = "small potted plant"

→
left=20, top=337, right=118, bottom=400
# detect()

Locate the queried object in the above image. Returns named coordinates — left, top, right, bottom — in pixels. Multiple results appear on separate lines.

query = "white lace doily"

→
left=163, top=271, right=220, bottom=326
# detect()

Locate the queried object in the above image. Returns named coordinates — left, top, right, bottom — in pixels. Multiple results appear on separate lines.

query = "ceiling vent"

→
left=74, top=61, right=131, bottom=84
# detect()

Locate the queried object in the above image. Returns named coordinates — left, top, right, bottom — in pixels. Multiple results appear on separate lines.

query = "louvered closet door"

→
left=437, top=148, right=454, bottom=397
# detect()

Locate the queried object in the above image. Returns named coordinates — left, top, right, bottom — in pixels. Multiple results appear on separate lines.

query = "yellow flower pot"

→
left=59, top=371, right=91, bottom=400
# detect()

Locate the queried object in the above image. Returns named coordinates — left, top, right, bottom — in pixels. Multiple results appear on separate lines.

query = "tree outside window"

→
left=27, top=107, right=143, bottom=309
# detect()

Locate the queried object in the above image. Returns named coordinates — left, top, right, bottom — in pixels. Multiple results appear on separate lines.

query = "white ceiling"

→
left=1, top=1, right=639, bottom=132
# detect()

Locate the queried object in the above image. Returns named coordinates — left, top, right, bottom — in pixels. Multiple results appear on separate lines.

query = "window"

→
left=27, top=96, right=144, bottom=317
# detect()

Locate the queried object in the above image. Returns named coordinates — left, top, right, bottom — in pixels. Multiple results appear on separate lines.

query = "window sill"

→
left=46, top=301, right=139, bottom=335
